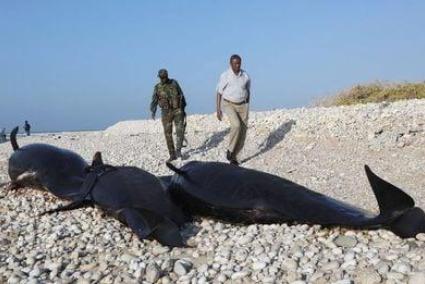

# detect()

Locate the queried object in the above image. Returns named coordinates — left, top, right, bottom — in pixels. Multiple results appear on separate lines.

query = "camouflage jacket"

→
left=150, top=79, right=186, bottom=114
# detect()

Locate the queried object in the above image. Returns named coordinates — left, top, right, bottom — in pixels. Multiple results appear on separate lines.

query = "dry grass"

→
left=314, top=81, right=425, bottom=107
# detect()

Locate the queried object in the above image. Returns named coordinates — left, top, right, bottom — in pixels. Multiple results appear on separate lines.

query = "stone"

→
left=334, top=235, right=357, bottom=248
left=231, top=271, right=250, bottom=280
left=392, top=262, right=411, bottom=274
left=321, top=261, right=340, bottom=271
left=174, top=259, right=193, bottom=276
left=408, top=272, right=425, bottom=284
left=282, top=258, right=298, bottom=272
left=145, top=262, right=161, bottom=283
left=415, top=233, right=425, bottom=241
left=152, top=246, right=170, bottom=255
left=354, top=269, right=382, bottom=284
left=252, top=261, right=267, bottom=270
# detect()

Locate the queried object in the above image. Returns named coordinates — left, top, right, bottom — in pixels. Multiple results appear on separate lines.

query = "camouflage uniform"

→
left=150, top=77, right=186, bottom=159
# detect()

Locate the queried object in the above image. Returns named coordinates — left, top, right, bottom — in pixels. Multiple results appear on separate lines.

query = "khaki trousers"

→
left=222, top=100, right=249, bottom=158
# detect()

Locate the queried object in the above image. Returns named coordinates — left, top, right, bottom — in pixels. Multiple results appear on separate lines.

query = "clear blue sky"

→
left=1, top=1, right=424, bottom=132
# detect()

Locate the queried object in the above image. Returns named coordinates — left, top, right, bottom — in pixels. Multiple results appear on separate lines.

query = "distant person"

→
left=216, top=54, right=251, bottom=165
left=0, top=128, right=6, bottom=143
left=150, top=69, right=187, bottom=162
left=24, top=120, right=31, bottom=136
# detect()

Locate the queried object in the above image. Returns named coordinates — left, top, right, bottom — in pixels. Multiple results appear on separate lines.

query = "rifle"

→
left=178, top=88, right=188, bottom=147
left=181, top=108, right=188, bottom=147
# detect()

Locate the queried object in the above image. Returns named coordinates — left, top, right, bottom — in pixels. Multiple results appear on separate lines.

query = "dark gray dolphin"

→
left=166, top=161, right=425, bottom=238
left=43, top=152, right=190, bottom=248
left=7, top=127, right=88, bottom=199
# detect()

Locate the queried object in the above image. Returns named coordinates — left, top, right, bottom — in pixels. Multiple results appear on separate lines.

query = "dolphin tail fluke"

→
left=365, top=165, right=425, bottom=238
left=365, top=165, right=415, bottom=216
left=10, top=127, right=19, bottom=151
left=166, top=162, right=188, bottom=177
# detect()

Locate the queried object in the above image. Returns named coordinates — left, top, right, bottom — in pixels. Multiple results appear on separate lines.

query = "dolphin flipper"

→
left=120, top=208, right=185, bottom=247
left=151, top=218, right=186, bottom=248
left=120, top=208, right=154, bottom=240
left=40, top=199, right=93, bottom=216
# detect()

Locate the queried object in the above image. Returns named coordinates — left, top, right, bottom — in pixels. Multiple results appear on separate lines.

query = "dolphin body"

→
left=165, top=161, right=425, bottom=238
left=43, top=153, right=190, bottom=247
left=7, top=127, right=88, bottom=199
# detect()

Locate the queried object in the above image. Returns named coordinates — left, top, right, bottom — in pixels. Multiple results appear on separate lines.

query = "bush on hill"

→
left=315, top=81, right=425, bottom=107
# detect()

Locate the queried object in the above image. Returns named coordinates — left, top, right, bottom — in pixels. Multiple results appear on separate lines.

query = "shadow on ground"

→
left=241, top=119, right=295, bottom=164
left=185, top=128, right=230, bottom=156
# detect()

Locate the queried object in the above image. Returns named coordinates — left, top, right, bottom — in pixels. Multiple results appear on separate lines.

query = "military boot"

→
left=167, top=148, right=177, bottom=162
left=176, top=148, right=182, bottom=159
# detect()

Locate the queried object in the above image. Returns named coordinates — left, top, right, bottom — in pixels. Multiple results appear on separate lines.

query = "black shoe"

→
left=226, top=150, right=232, bottom=161
left=226, top=150, right=239, bottom=166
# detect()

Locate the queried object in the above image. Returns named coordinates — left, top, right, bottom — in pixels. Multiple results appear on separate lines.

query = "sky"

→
left=1, top=1, right=424, bottom=132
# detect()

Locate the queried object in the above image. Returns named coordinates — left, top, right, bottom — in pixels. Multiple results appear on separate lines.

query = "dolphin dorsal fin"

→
left=91, top=152, right=104, bottom=167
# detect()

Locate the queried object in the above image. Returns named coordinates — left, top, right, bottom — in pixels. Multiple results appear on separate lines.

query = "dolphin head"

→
left=8, top=149, right=42, bottom=188
left=8, top=141, right=88, bottom=194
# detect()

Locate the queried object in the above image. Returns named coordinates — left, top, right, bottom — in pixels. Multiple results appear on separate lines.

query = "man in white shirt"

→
left=216, top=54, right=251, bottom=165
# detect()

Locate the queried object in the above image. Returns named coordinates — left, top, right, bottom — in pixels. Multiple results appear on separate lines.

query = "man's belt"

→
left=223, top=98, right=247, bottom=105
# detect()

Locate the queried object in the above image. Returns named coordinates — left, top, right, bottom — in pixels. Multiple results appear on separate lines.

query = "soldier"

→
left=150, top=69, right=187, bottom=162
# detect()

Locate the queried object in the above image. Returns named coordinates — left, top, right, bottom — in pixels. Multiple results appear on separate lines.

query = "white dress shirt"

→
left=216, top=68, right=250, bottom=103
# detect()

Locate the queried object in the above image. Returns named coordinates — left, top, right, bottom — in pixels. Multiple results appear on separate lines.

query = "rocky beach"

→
left=1, top=99, right=424, bottom=284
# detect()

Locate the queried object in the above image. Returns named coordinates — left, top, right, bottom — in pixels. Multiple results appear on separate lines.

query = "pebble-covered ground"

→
left=0, top=99, right=424, bottom=284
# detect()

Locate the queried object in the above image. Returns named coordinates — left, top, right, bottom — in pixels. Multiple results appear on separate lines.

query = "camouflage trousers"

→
left=161, top=108, right=185, bottom=157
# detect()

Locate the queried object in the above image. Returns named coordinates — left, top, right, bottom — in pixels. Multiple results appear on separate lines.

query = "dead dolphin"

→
left=7, top=126, right=88, bottom=199
left=166, top=161, right=425, bottom=238
left=43, top=152, right=189, bottom=247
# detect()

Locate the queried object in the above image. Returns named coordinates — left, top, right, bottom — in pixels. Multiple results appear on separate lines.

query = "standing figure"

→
left=0, top=128, right=6, bottom=143
left=150, top=69, right=187, bottom=162
left=24, top=120, right=31, bottom=136
left=216, top=54, right=251, bottom=165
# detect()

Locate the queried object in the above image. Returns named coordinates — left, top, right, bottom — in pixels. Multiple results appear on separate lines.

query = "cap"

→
left=158, top=69, right=168, bottom=77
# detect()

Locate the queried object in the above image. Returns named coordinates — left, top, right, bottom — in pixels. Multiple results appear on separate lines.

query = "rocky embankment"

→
left=0, top=99, right=424, bottom=283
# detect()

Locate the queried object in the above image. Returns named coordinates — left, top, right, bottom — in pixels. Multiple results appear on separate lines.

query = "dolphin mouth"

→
left=8, top=167, right=24, bottom=182
left=12, top=170, right=44, bottom=188
left=16, top=171, right=37, bottom=181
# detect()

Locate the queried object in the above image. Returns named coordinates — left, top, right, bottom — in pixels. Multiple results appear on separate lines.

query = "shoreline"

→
left=7, top=98, right=424, bottom=136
